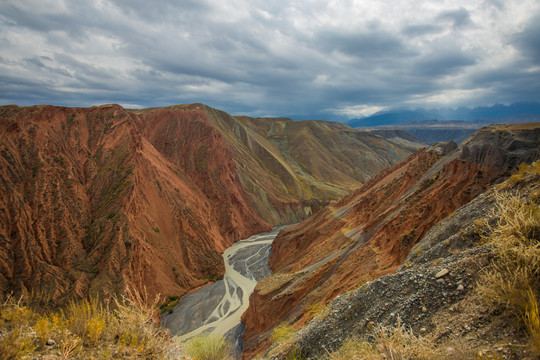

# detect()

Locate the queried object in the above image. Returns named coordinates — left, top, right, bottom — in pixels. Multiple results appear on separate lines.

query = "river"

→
left=161, top=227, right=283, bottom=357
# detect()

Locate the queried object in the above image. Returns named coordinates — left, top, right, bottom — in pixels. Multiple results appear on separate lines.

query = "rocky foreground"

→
left=243, top=123, right=540, bottom=359
left=292, top=177, right=539, bottom=359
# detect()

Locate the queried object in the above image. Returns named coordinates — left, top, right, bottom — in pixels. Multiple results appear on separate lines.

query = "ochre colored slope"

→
left=241, top=124, right=540, bottom=359
left=238, top=116, right=422, bottom=192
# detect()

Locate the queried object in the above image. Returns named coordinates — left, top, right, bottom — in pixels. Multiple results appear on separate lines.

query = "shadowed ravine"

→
left=161, top=227, right=285, bottom=356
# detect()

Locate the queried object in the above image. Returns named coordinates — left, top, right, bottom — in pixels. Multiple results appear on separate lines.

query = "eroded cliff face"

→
left=0, top=104, right=270, bottom=303
left=0, top=103, right=418, bottom=304
left=241, top=123, right=540, bottom=359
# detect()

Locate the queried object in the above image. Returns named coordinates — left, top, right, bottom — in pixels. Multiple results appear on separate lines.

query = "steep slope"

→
left=0, top=103, right=418, bottom=304
left=134, top=105, right=421, bottom=225
left=241, top=123, right=540, bottom=358
left=0, top=104, right=269, bottom=303
left=235, top=117, right=423, bottom=192
left=286, top=163, right=540, bottom=360
left=205, top=107, right=423, bottom=224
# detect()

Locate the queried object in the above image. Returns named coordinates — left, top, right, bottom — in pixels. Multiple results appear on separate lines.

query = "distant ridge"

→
left=346, top=102, right=540, bottom=127
left=353, top=114, right=540, bottom=144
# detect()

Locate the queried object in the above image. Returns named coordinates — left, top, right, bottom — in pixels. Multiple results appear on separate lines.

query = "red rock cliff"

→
left=0, top=104, right=269, bottom=303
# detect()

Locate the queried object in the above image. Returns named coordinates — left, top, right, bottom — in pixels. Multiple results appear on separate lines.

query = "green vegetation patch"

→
left=159, top=295, right=180, bottom=314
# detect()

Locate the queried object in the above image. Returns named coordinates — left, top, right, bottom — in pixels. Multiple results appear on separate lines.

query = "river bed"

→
left=161, top=227, right=283, bottom=356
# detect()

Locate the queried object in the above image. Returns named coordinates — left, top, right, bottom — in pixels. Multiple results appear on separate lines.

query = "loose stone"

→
left=435, top=268, right=449, bottom=278
left=46, top=339, right=56, bottom=346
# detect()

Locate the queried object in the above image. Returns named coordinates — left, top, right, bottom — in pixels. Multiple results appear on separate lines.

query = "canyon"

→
left=0, top=103, right=420, bottom=304
left=162, top=227, right=283, bottom=358
left=2, top=102, right=538, bottom=359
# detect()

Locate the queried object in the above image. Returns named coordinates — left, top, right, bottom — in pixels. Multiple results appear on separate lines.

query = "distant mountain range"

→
left=352, top=114, right=540, bottom=144
left=345, top=102, right=540, bottom=127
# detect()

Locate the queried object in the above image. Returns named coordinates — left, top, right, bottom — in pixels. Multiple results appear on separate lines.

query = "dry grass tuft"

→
left=478, top=190, right=540, bottom=353
left=523, top=288, right=540, bottom=352
left=326, top=321, right=475, bottom=360
left=266, top=321, right=304, bottom=360
left=272, top=322, right=297, bottom=344
left=184, top=334, right=232, bottom=360
left=502, top=161, right=540, bottom=188
left=0, top=291, right=185, bottom=359
left=305, top=301, right=330, bottom=322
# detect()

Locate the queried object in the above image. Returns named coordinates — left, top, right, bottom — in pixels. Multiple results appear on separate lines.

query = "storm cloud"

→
left=1, top=0, right=539, bottom=119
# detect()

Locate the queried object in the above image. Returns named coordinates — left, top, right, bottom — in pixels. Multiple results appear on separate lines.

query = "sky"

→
left=1, top=0, right=539, bottom=120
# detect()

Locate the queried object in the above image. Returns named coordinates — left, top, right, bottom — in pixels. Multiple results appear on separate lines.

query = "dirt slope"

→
left=241, top=123, right=540, bottom=358
left=210, top=108, right=423, bottom=224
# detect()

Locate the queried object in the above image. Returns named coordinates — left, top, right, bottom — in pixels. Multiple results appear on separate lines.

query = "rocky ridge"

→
left=242, top=123, right=540, bottom=359
left=267, top=168, right=540, bottom=360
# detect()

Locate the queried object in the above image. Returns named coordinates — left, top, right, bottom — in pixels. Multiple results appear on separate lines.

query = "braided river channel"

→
left=161, top=227, right=284, bottom=357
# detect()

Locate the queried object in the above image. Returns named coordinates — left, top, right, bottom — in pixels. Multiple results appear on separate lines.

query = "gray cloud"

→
left=402, top=24, right=444, bottom=37
left=436, top=7, right=475, bottom=29
left=0, top=0, right=539, bottom=119
left=413, top=49, right=477, bottom=77
left=512, top=14, right=540, bottom=65
left=317, top=28, right=415, bottom=59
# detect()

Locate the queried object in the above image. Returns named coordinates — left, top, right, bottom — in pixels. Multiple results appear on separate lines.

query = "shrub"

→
left=0, top=291, right=184, bottom=359
left=65, top=296, right=105, bottom=339
left=524, top=288, right=540, bottom=352
left=272, top=322, right=296, bottom=344
left=326, top=321, right=474, bottom=360
left=159, top=295, right=181, bottom=314
left=59, top=333, right=82, bottom=359
left=185, top=334, right=231, bottom=360
left=85, top=315, right=106, bottom=345
left=0, top=327, right=36, bottom=360
left=478, top=191, right=540, bottom=352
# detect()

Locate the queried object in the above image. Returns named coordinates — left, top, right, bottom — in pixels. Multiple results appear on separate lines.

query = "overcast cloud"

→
left=1, top=0, right=539, bottom=119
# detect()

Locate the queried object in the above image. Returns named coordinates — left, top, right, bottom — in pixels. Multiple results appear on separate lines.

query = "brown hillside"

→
left=0, top=103, right=417, bottom=304
left=241, top=123, right=540, bottom=359
left=0, top=104, right=270, bottom=303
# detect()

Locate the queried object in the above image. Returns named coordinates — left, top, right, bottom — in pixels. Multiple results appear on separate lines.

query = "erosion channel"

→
left=161, top=226, right=284, bottom=357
